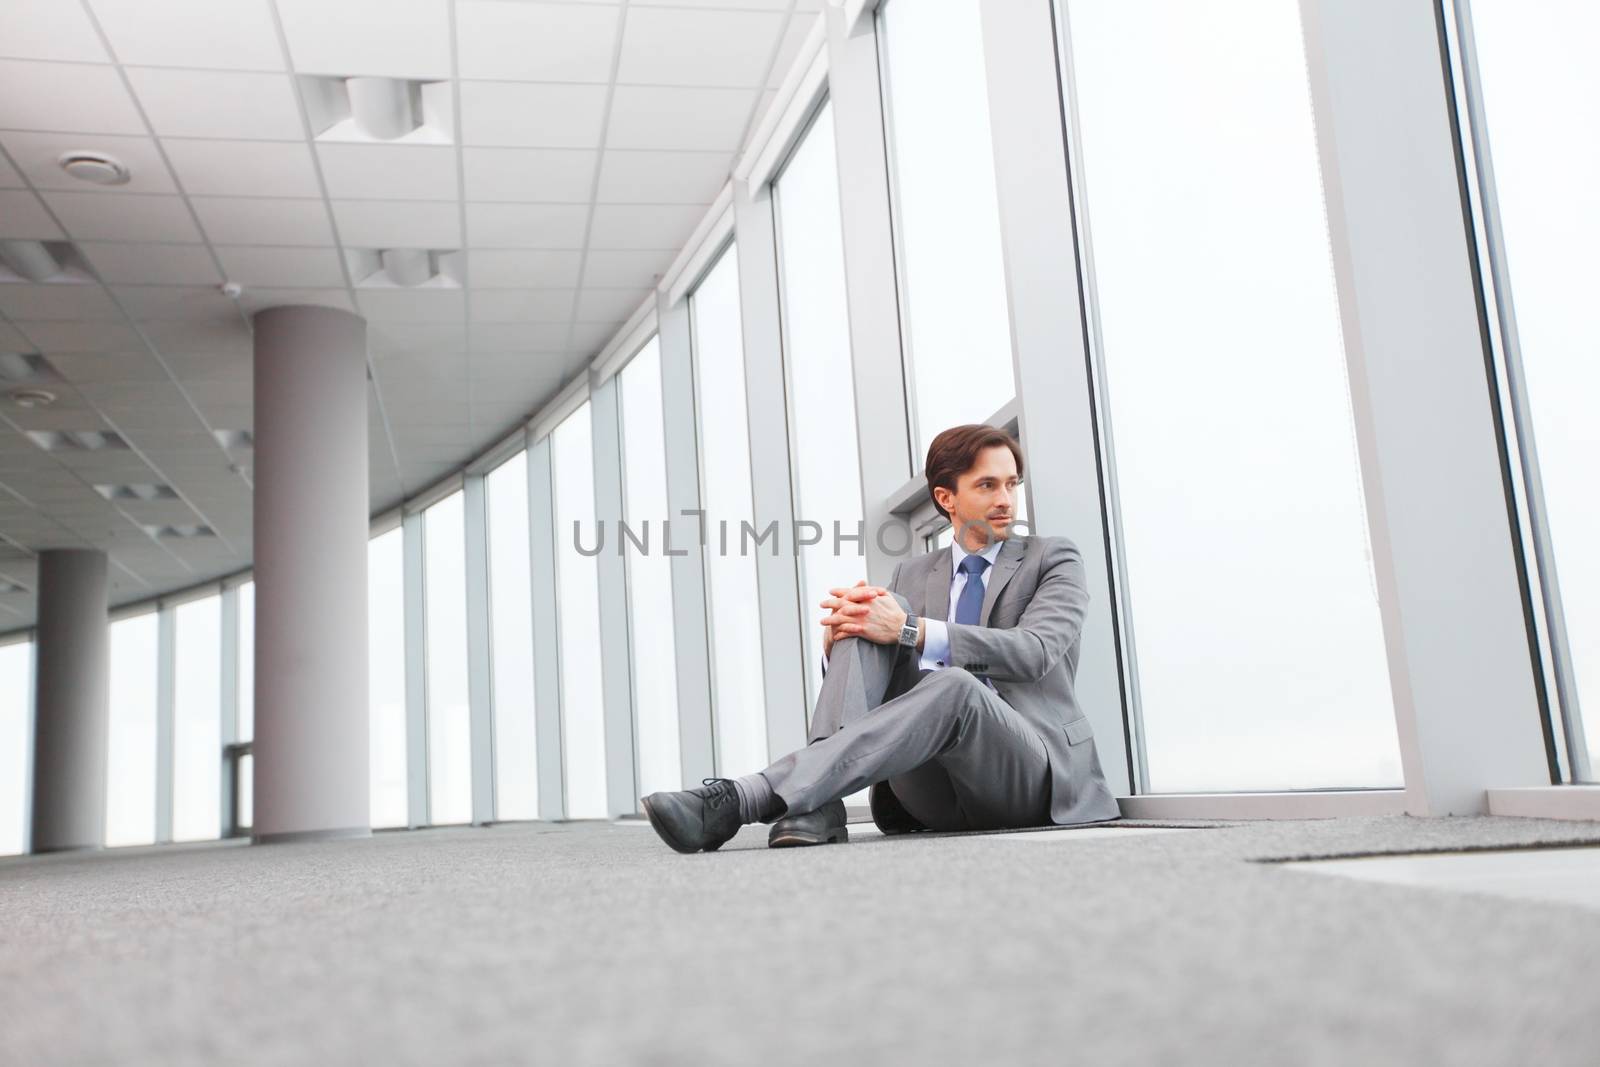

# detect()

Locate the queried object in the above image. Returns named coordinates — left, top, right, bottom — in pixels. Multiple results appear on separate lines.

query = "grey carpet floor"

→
left=4, top=816, right=1600, bottom=1067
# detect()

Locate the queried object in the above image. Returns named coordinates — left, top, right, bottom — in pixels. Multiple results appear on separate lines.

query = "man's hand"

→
left=820, top=580, right=885, bottom=658
left=828, top=582, right=907, bottom=646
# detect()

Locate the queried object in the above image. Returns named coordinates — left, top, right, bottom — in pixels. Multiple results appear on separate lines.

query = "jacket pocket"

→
left=1063, top=716, right=1094, bottom=746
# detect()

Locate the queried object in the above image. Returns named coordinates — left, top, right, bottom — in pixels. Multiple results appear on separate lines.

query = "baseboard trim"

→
left=252, top=826, right=373, bottom=845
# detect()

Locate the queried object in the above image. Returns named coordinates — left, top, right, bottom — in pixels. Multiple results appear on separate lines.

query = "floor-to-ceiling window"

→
left=0, top=640, right=31, bottom=856
left=691, top=245, right=769, bottom=778
left=237, top=581, right=254, bottom=743
left=1060, top=0, right=1401, bottom=792
left=1456, top=0, right=1600, bottom=780
left=879, top=0, right=1015, bottom=463
left=487, top=451, right=539, bottom=819
left=172, top=594, right=221, bottom=841
left=619, top=338, right=682, bottom=796
left=369, top=526, right=408, bottom=828
left=553, top=403, right=608, bottom=818
left=105, top=613, right=158, bottom=847
left=774, top=101, right=867, bottom=706
left=425, top=492, right=473, bottom=825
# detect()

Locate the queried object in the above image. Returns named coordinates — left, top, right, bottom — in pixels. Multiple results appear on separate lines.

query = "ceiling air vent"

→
left=26, top=430, right=129, bottom=452
left=0, top=352, right=60, bottom=384
left=347, top=248, right=463, bottom=289
left=95, top=483, right=179, bottom=502
left=57, top=151, right=131, bottom=186
left=302, top=76, right=453, bottom=144
left=0, top=240, right=92, bottom=285
left=142, top=524, right=215, bottom=540
left=214, top=429, right=254, bottom=451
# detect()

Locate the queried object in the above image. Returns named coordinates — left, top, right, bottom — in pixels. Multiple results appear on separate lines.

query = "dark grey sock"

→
left=731, top=772, right=783, bottom=824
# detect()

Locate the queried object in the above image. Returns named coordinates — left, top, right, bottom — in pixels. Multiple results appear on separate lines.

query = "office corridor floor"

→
left=4, top=814, right=1600, bottom=1066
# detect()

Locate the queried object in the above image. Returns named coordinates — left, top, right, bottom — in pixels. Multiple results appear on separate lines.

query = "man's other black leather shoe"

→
left=768, top=798, right=849, bottom=848
left=868, top=782, right=927, bottom=836
left=641, top=779, right=743, bottom=854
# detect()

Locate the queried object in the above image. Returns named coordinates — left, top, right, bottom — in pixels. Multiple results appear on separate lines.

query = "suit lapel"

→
left=924, top=547, right=952, bottom=623
left=980, top=536, right=1027, bottom=625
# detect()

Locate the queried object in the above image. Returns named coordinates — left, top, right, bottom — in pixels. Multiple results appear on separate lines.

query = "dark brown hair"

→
left=925, top=424, right=1024, bottom=520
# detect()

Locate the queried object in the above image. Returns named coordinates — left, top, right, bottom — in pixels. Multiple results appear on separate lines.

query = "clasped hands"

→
left=819, top=580, right=911, bottom=658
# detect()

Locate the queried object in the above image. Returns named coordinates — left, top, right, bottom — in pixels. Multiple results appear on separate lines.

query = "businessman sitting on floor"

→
left=641, top=423, right=1120, bottom=853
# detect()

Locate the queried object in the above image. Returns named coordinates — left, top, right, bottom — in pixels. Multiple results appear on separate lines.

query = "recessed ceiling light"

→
left=57, top=151, right=131, bottom=186
left=9, top=388, right=56, bottom=409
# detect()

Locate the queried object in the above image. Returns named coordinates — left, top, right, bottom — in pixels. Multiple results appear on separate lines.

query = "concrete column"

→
left=252, top=305, right=371, bottom=842
left=30, top=549, right=109, bottom=852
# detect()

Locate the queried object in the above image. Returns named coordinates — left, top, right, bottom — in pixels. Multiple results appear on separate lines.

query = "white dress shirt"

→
left=918, top=538, right=1006, bottom=672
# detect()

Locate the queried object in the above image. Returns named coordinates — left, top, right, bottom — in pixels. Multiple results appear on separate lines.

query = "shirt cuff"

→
left=918, top=618, right=951, bottom=672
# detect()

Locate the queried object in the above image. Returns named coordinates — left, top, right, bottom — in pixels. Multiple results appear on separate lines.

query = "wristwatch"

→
left=898, top=613, right=920, bottom=650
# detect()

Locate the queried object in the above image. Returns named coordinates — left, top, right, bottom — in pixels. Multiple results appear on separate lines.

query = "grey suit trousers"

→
left=760, top=597, right=1052, bottom=832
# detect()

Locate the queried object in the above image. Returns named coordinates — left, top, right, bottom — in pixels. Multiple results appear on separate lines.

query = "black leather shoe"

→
left=768, top=798, right=849, bottom=848
left=868, top=782, right=926, bottom=836
left=641, top=779, right=744, bottom=854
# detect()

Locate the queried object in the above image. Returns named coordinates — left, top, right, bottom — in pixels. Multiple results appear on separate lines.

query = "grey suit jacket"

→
left=888, top=534, right=1120, bottom=825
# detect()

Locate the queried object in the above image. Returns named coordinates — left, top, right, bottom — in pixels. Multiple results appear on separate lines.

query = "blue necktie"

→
left=954, top=554, right=990, bottom=626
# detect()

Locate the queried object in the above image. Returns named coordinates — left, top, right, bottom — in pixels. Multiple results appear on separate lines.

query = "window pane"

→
left=776, top=102, right=868, bottom=706
left=1064, top=0, right=1401, bottom=791
left=237, top=581, right=253, bottom=742
left=553, top=404, right=608, bottom=818
left=880, top=0, right=1015, bottom=462
left=488, top=451, right=539, bottom=819
left=425, top=491, right=472, bottom=825
left=692, top=246, right=769, bottom=777
left=0, top=642, right=31, bottom=856
left=1467, top=0, right=1600, bottom=777
left=173, top=595, right=221, bottom=841
left=620, top=338, right=682, bottom=796
left=106, top=614, right=158, bottom=847
left=369, top=527, right=408, bottom=829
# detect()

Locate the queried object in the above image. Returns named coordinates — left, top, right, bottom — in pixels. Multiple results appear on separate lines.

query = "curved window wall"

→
left=424, top=491, right=473, bottom=825
left=369, top=526, right=409, bottom=829
left=105, top=614, right=158, bottom=848
left=1061, top=0, right=1401, bottom=791
left=553, top=403, right=608, bottom=819
left=879, top=0, right=1015, bottom=463
left=0, top=641, right=32, bottom=856
left=1455, top=0, right=1600, bottom=780
left=691, top=245, right=770, bottom=778
left=487, top=451, right=540, bottom=820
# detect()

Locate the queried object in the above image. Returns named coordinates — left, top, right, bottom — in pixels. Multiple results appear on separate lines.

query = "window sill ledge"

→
left=1118, top=790, right=1407, bottom=821
left=1486, top=786, right=1600, bottom=822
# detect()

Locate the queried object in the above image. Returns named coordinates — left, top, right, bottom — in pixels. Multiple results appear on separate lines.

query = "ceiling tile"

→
left=575, top=287, right=650, bottom=324
left=113, top=286, right=239, bottom=321
left=606, top=86, right=755, bottom=151
left=369, top=321, right=467, bottom=356
left=0, top=0, right=111, bottom=63
left=469, top=322, right=570, bottom=352
left=317, top=144, right=458, bottom=201
left=465, top=203, right=588, bottom=249
left=469, top=289, right=576, bottom=323
left=332, top=200, right=460, bottom=249
left=0, top=322, right=31, bottom=349
left=0, top=285, right=122, bottom=321
left=456, top=2, right=620, bottom=83
left=587, top=204, right=704, bottom=250
left=596, top=149, right=729, bottom=205
left=0, top=189, right=62, bottom=240
left=358, top=289, right=465, bottom=322
left=41, top=191, right=201, bottom=243
left=0, top=132, right=176, bottom=194
left=467, top=249, right=582, bottom=288
left=126, top=68, right=304, bottom=141
left=11, top=320, right=144, bottom=352
left=568, top=321, right=617, bottom=356
left=617, top=8, right=784, bottom=88
left=80, top=243, right=221, bottom=286
left=140, top=318, right=251, bottom=357
left=191, top=197, right=335, bottom=247
left=160, top=140, right=321, bottom=198
left=276, top=0, right=452, bottom=79
left=459, top=82, right=608, bottom=149
left=461, top=148, right=596, bottom=203
left=0, top=60, right=144, bottom=135
left=214, top=246, right=345, bottom=289
left=87, top=0, right=284, bottom=71
left=0, top=153, right=22, bottom=189
left=579, top=249, right=671, bottom=290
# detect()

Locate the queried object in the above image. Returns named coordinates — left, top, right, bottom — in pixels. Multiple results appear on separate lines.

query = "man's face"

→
left=937, top=445, right=1020, bottom=550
